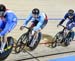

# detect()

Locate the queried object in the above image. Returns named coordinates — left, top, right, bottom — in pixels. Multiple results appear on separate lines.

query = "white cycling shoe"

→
left=0, top=48, right=4, bottom=53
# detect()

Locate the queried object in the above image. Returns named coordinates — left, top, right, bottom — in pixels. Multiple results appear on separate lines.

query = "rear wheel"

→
left=62, top=38, right=70, bottom=47
left=51, top=32, right=63, bottom=48
left=62, top=31, right=74, bottom=47
left=28, top=32, right=42, bottom=50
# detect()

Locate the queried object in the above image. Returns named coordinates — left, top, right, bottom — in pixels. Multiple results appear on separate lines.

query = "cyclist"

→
left=57, top=9, right=75, bottom=41
left=20, top=8, right=48, bottom=47
left=0, top=4, right=17, bottom=53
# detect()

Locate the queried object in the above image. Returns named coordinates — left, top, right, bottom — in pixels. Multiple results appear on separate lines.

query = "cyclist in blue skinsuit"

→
left=0, top=4, right=17, bottom=53
left=57, top=9, right=75, bottom=41
left=20, top=8, right=48, bottom=47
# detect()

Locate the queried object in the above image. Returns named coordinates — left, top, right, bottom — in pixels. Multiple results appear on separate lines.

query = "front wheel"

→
left=0, top=36, right=14, bottom=61
left=50, top=35, right=57, bottom=48
left=15, top=33, right=28, bottom=53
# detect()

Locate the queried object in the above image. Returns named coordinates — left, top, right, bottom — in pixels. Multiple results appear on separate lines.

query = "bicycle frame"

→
left=24, top=26, right=39, bottom=46
left=15, top=26, right=42, bottom=53
left=24, top=26, right=39, bottom=40
left=60, top=25, right=71, bottom=38
left=50, top=25, right=74, bottom=48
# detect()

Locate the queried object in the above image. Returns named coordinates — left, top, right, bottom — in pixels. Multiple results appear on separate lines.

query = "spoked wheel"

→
left=62, top=38, right=70, bottom=47
left=0, top=37, right=14, bottom=61
left=64, top=31, right=74, bottom=47
left=15, top=33, right=28, bottom=53
left=51, top=31, right=64, bottom=48
left=51, top=35, right=57, bottom=48
left=28, top=32, right=42, bottom=50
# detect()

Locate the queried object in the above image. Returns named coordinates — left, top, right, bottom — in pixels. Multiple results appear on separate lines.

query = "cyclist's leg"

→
left=67, top=22, right=75, bottom=30
left=29, top=20, right=41, bottom=47
left=0, top=35, right=7, bottom=51
left=30, top=20, right=39, bottom=34
left=29, top=30, right=39, bottom=47
left=29, top=20, right=38, bottom=36
left=0, top=21, right=7, bottom=52
left=66, top=22, right=75, bottom=40
left=28, top=20, right=39, bottom=40
left=66, top=20, right=72, bottom=26
left=31, top=19, right=48, bottom=37
left=29, top=19, right=48, bottom=47
left=32, top=19, right=48, bottom=39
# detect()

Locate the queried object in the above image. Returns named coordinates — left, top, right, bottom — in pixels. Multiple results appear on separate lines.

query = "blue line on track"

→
left=48, top=56, right=75, bottom=61
left=18, top=18, right=62, bottom=20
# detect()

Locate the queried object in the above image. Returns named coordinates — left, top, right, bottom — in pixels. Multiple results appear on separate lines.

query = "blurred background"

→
left=0, top=1, right=75, bottom=61
left=0, top=0, right=75, bottom=41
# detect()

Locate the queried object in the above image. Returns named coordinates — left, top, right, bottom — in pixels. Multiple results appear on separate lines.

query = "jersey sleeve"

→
left=33, top=16, right=44, bottom=31
left=59, top=13, right=68, bottom=25
left=23, top=12, right=32, bottom=26
left=0, top=12, right=17, bottom=36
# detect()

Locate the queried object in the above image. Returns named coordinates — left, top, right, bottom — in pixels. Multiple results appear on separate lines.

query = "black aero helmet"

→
left=0, top=4, right=6, bottom=12
left=68, top=9, right=74, bottom=16
left=32, top=8, right=40, bottom=15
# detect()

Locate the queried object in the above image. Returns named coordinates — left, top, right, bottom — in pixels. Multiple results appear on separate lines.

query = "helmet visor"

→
left=68, top=13, right=74, bottom=16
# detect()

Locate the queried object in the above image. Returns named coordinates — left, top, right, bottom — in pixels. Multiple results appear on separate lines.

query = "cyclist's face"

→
left=32, top=14, right=39, bottom=18
left=0, top=11, right=4, bottom=16
left=69, top=15, right=73, bottom=19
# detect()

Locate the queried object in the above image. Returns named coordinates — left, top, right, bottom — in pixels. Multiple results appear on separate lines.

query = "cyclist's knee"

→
left=41, top=21, right=47, bottom=29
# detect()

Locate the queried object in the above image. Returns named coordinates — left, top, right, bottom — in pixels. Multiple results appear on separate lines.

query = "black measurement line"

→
left=24, top=50, right=40, bottom=61
left=15, top=50, right=75, bottom=61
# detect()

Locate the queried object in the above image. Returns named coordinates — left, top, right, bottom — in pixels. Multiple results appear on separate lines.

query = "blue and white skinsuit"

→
left=59, top=13, right=75, bottom=30
left=0, top=10, right=17, bottom=36
left=58, top=13, right=75, bottom=39
left=23, top=12, right=48, bottom=31
left=23, top=12, right=48, bottom=47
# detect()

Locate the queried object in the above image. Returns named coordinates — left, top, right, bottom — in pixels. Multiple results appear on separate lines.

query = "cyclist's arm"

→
left=23, top=13, right=32, bottom=26
left=33, top=16, right=44, bottom=31
left=59, top=13, right=68, bottom=25
left=0, top=13, right=17, bottom=36
left=8, top=17, right=17, bottom=31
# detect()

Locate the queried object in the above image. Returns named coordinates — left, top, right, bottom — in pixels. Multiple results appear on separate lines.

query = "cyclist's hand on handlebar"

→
left=57, top=24, right=60, bottom=27
left=20, top=26, right=25, bottom=30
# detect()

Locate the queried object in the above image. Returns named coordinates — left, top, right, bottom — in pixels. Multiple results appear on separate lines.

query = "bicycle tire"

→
left=51, top=34, right=57, bottom=48
left=15, top=33, right=28, bottom=53
left=62, top=31, right=74, bottom=47
left=0, top=37, right=14, bottom=61
left=51, top=31, right=63, bottom=48
left=28, top=32, right=42, bottom=50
